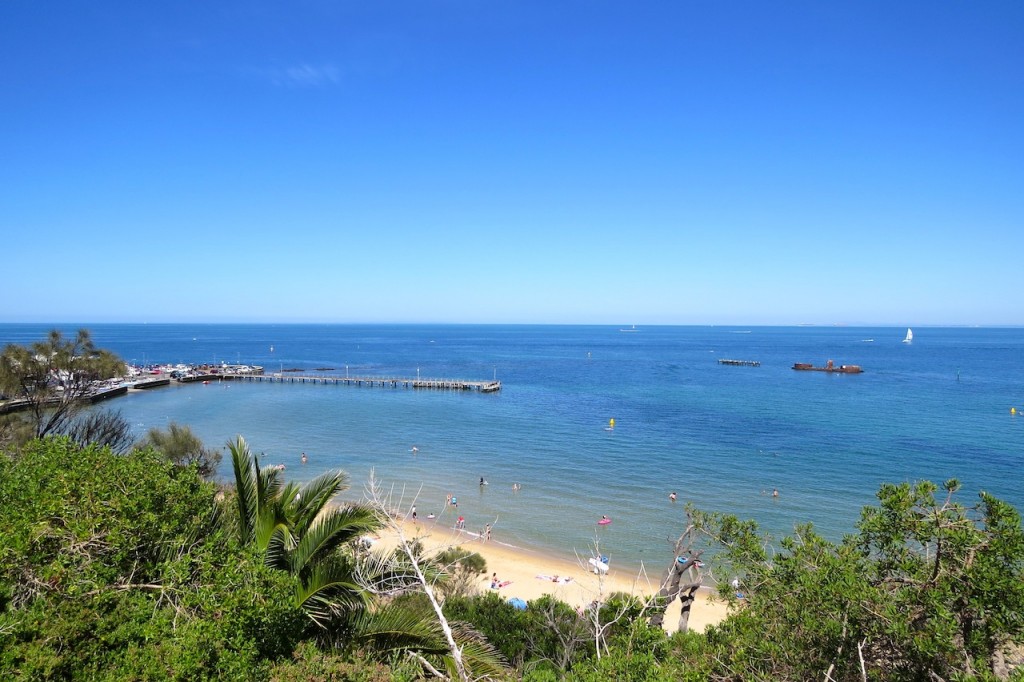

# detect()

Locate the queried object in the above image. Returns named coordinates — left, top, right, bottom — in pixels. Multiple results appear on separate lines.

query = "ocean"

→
left=3, top=323, right=1022, bottom=574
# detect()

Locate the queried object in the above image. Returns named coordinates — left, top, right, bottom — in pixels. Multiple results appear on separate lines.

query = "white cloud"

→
left=269, top=63, right=341, bottom=87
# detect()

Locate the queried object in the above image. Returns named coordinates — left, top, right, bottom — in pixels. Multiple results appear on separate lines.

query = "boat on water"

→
left=903, top=328, right=913, bottom=343
left=792, top=359, right=863, bottom=374
left=619, top=324, right=638, bottom=332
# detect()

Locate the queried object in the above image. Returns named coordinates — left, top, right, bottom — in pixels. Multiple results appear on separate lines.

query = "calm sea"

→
left=3, top=323, right=1022, bottom=573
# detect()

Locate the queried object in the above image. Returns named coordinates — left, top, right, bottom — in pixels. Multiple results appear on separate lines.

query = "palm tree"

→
left=228, top=435, right=383, bottom=624
left=226, top=435, right=508, bottom=678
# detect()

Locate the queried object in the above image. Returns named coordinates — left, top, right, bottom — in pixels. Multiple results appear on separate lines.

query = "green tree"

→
left=433, top=546, right=488, bottom=599
left=690, top=480, right=1024, bottom=681
left=65, top=408, right=134, bottom=453
left=0, top=329, right=124, bottom=439
left=144, top=421, right=222, bottom=477
left=0, top=436, right=308, bottom=679
left=227, top=434, right=382, bottom=626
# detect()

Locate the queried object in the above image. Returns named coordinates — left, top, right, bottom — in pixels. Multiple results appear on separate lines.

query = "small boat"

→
left=903, top=328, right=913, bottom=344
left=792, top=360, right=863, bottom=374
left=597, top=516, right=612, bottom=525
left=619, top=324, right=638, bottom=332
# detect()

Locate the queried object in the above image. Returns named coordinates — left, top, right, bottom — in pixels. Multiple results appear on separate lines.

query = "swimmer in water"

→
left=669, top=491, right=677, bottom=502
left=301, top=452, right=308, bottom=464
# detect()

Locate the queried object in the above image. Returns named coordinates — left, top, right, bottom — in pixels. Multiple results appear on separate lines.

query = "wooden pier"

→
left=183, top=373, right=502, bottom=393
left=718, top=359, right=761, bottom=367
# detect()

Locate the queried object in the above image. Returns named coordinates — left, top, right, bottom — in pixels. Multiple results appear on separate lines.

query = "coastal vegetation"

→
left=143, top=422, right=222, bottom=478
left=0, top=329, right=124, bottom=444
left=2, top=435, right=1022, bottom=680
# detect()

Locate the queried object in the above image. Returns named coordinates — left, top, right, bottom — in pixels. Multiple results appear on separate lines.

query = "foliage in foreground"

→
left=3, top=435, right=1022, bottom=681
left=0, top=437, right=308, bottom=679
left=690, top=479, right=1024, bottom=681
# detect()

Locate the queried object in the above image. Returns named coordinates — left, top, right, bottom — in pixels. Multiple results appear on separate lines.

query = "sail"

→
left=903, top=328, right=913, bottom=343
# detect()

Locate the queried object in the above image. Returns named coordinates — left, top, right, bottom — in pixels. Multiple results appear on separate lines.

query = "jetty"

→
left=182, top=373, right=502, bottom=393
left=718, top=359, right=760, bottom=367
left=132, top=378, right=170, bottom=390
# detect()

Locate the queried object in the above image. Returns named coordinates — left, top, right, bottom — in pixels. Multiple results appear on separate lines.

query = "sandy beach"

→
left=374, top=516, right=730, bottom=635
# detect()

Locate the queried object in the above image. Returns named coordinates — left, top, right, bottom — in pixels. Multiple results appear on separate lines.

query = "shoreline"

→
left=372, top=516, right=730, bottom=634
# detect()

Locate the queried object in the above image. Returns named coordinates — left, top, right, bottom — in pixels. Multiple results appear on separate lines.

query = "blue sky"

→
left=2, top=1, right=1021, bottom=325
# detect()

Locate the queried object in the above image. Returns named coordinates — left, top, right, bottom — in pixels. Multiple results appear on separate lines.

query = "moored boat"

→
left=792, top=359, right=863, bottom=374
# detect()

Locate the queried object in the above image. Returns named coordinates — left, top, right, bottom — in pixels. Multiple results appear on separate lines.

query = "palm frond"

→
left=295, top=556, right=370, bottom=628
left=290, top=505, right=380, bottom=576
left=349, top=603, right=450, bottom=656
left=450, top=620, right=510, bottom=679
left=228, top=435, right=258, bottom=545
left=351, top=604, right=509, bottom=679
left=291, top=470, right=349, bottom=531
left=265, top=526, right=294, bottom=573
left=255, top=498, right=294, bottom=554
left=257, top=461, right=283, bottom=507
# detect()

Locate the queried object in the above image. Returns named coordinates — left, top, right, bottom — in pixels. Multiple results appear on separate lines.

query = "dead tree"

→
left=649, top=553, right=703, bottom=631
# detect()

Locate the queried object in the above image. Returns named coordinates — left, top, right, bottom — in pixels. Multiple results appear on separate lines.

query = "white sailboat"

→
left=902, top=328, right=913, bottom=344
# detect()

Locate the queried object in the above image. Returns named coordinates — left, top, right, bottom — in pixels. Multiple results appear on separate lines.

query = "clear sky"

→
left=2, top=1, right=1021, bottom=326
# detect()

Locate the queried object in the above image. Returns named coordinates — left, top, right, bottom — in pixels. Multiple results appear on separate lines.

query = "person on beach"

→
left=301, top=452, right=307, bottom=464
left=484, top=523, right=491, bottom=541
left=669, top=491, right=677, bottom=502
left=451, top=496, right=458, bottom=507
left=456, top=516, right=465, bottom=530
left=490, top=572, right=498, bottom=589
left=411, top=505, right=417, bottom=521
left=446, top=493, right=452, bottom=505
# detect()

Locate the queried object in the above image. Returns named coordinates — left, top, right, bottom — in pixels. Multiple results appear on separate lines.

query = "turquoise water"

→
left=3, top=323, right=1022, bottom=573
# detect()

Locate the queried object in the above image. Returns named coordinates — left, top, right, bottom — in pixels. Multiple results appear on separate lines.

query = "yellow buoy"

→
left=609, top=418, right=615, bottom=429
